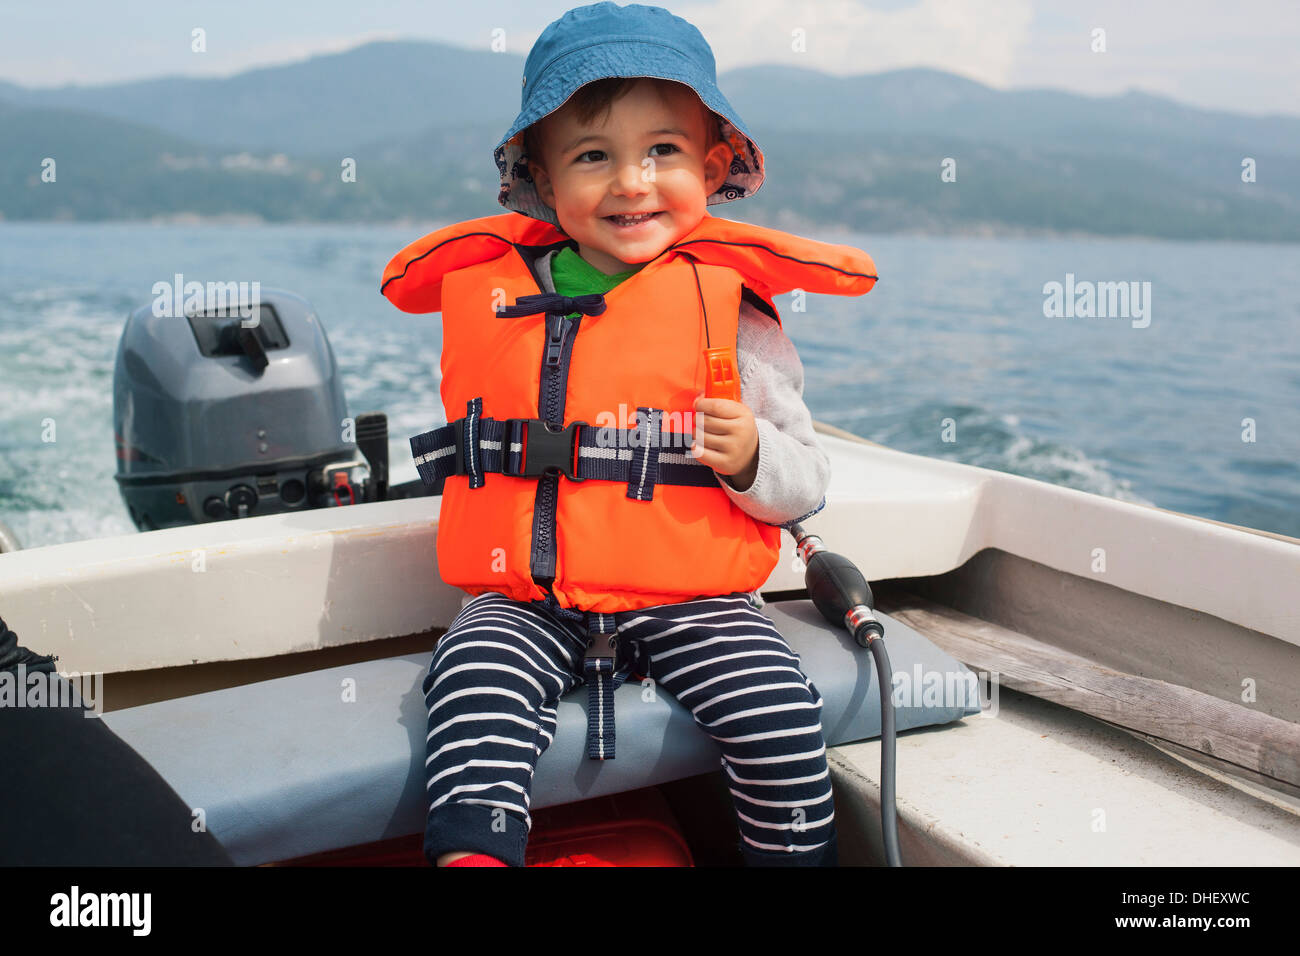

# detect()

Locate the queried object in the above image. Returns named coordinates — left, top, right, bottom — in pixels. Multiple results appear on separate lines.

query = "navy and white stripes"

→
left=422, top=591, right=836, bottom=866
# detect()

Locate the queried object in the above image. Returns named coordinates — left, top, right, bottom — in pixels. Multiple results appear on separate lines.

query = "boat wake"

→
left=822, top=402, right=1154, bottom=506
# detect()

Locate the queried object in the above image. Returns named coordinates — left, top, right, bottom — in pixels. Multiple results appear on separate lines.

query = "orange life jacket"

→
left=382, top=212, right=877, bottom=614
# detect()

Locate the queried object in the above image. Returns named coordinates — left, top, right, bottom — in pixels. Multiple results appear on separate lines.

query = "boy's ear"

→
left=704, top=140, right=732, bottom=195
left=529, top=159, right=554, bottom=207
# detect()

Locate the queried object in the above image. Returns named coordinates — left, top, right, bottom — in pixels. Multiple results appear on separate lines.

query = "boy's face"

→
left=528, top=80, right=734, bottom=276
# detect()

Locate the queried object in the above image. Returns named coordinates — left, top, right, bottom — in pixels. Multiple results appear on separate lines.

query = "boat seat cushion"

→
left=102, top=599, right=981, bottom=865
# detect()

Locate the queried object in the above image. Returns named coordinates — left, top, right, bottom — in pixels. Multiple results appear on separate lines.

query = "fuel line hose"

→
left=789, top=523, right=902, bottom=867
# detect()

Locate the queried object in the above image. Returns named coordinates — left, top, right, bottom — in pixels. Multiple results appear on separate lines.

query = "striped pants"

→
left=422, top=590, right=837, bottom=867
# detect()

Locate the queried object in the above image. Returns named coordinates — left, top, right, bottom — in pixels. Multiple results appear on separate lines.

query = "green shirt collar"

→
left=550, top=246, right=641, bottom=297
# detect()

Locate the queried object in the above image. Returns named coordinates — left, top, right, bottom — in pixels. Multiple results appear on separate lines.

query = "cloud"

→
left=4, top=0, right=1296, bottom=118
left=1003, top=0, right=1300, bottom=117
left=678, top=0, right=1036, bottom=87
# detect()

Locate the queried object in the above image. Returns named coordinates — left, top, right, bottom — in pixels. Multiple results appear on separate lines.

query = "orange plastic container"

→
left=276, top=786, right=694, bottom=866
left=525, top=788, right=694, bottom=867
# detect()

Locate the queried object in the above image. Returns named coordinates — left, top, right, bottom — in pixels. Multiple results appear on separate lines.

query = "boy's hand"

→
left=692, top=395, right=759, bottom=491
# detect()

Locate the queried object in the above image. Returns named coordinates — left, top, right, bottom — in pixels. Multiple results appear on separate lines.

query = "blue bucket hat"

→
left=494, top=1, right=765, bottom=228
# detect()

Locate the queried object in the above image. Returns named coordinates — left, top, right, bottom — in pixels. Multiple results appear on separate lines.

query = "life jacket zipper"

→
left=545, top=314, right=570, bottom=367
left=523, top=246, right=582, bottom=592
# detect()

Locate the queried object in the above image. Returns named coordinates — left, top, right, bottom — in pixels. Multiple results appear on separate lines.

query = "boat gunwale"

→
left=811, top=419, right=1300, bottom=548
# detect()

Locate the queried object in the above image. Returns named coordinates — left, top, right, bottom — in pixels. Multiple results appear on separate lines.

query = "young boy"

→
left=381, top=1, right=877, bottom=867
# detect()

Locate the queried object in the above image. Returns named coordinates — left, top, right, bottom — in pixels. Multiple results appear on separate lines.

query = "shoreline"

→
left=0, top=215, right=1296, bottom=246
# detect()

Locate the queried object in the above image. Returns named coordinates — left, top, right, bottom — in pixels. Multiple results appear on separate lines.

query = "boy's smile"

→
left=527, top=79, right=734, bottom=276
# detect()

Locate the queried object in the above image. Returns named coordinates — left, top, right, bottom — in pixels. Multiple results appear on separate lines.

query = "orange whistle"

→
left=704, top=346, right=741, bottom=402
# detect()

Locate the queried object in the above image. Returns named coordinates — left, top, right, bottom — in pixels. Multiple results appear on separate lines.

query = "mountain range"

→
left=2, top=39, right=1297, bottom=240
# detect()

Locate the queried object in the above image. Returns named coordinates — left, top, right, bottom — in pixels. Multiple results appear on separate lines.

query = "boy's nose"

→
left=610, top=162, right=651, bottom=196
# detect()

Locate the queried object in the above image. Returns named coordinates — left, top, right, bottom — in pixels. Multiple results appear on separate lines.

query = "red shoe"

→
left=444, top=853, right=507, bottom=867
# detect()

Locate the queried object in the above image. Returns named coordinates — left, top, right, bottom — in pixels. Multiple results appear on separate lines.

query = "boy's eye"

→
left=575, top=144, right=680, bottom=163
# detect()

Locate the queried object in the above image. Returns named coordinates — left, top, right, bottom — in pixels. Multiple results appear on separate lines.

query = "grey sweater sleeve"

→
left=713, top=299, right=830, bottom=526
left=539, top=251, right=829, bottom=526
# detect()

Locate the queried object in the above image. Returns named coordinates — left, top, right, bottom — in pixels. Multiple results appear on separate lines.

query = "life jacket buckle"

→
left=583, top=630, right=617, bottom=664
left=505, top=418, right=588, bottom=482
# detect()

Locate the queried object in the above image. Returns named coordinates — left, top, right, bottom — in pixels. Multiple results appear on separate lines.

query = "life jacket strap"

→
left=528, top=594, right=648, bottom=762
left=582, top=611, right=623, bottom=761
left=625, top=407, right=662, bottom=502
left=410, top=402, right=718, bottom=497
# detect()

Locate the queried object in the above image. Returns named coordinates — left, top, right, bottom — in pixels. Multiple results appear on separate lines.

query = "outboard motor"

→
left=113, top=288, right=387, bottom=531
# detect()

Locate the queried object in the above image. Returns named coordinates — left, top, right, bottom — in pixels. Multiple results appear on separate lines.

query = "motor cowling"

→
left=112, top=288, right=370, bottom=530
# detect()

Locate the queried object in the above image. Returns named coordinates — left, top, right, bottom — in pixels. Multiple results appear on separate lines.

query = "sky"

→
left=1, top=0, right=1298, bottom=118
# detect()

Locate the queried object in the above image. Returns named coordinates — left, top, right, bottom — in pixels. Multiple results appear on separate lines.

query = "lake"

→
left=0, top=222, right=1296, bottom=548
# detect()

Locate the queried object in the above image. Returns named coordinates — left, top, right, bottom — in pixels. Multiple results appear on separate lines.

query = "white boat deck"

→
left=829, top=687, right=1300, bottom=866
